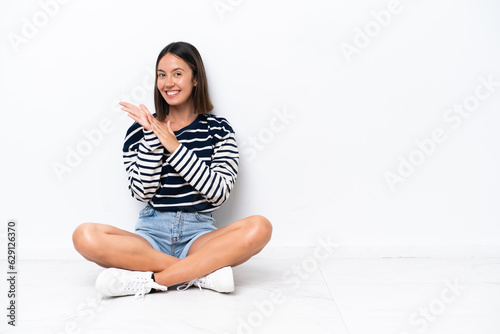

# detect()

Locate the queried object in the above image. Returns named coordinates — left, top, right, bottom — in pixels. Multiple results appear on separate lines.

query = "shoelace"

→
left=177, top=275, right=212, bottom=293
left=177, top=279, right=201, bottom=292
left=122, top=280, right=168, bottom=299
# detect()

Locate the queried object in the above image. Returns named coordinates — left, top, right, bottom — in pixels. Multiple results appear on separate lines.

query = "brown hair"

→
left=154, top=42, right=213, bottom=121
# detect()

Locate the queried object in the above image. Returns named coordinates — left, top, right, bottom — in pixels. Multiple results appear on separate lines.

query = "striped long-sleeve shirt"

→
left=122, top=114, right=239, bottom=212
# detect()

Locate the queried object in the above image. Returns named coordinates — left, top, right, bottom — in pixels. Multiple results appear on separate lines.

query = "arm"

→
left=122, top=124, right=165, bottom=202
left=120, top=102, right=164, bottom=202
left=149, top=115, right=239, bottom=207
left=167, top=128, right=239, bottom=206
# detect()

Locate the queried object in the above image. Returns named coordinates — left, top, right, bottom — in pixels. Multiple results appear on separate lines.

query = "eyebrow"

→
left=157, top=67, right=185, bottom=73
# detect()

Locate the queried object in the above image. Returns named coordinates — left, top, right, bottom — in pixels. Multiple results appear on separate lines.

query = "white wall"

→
left=1, top=0, right=499, bottom=259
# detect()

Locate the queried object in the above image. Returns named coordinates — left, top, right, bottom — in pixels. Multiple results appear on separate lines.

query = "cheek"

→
left=180, top=79, right=194, bottom=91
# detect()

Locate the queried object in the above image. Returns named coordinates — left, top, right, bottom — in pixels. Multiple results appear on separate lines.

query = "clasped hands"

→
left=120, top=102, right=180, bottom=153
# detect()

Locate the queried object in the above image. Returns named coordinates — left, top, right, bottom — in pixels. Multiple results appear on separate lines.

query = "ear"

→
left=193, top=76, right=198, bottom=87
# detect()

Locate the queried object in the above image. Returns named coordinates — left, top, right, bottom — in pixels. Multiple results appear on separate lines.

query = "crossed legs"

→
left=72, top=215, right=272, bottom=287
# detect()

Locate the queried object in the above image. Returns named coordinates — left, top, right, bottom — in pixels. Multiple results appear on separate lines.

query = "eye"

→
left=158, top=73, right=165, bottom=78
left=174, top=72, right=182, bottom=77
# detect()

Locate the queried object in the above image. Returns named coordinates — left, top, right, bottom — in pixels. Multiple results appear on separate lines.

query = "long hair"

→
left=154, top=42, right=213, bottom=121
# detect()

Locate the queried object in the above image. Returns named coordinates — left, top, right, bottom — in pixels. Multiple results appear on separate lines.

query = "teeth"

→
left=167, top=91, right=179, bottom=96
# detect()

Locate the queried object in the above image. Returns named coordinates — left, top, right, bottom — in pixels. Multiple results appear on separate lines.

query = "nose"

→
left=164, top=75, right=175, bottom=88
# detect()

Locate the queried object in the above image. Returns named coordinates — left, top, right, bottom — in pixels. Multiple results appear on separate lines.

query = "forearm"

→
left=167, top=142, right=238, bottom=206
left=124, top=130, right=165, bottom=201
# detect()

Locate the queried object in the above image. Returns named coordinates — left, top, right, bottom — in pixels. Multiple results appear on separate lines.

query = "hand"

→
left=149, top=116, right=180, bottom=154
left=120, top=102, right=153, bottom=131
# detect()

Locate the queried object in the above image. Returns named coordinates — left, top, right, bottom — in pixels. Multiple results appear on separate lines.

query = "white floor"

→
left=1, top=256, right=500, bottom=334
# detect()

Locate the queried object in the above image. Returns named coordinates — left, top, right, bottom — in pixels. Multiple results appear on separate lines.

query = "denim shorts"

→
left=134, top=204, right=217, bottom=259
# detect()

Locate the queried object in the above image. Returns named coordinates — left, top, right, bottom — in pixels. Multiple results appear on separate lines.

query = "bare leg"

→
left=154, top=215, right=272, bottom=286
left=73, top=216, right=272, bottom=288
left=72, top=223, right=180, bottom=272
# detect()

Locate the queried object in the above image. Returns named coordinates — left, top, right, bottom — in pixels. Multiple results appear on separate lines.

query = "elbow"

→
left=209, top=184, right=232, bottom=206
left=129, top=186, right=154, bottom=203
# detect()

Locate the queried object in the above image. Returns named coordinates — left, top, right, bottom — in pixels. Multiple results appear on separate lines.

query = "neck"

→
left=168, top=99, right=196, bottom=123
left=166, top=100, right=198, bottom=129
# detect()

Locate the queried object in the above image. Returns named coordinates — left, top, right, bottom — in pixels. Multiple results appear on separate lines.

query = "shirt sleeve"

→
left=166, top=123, right=239, bottom=207
left=122, top=123, right=165, bottom=202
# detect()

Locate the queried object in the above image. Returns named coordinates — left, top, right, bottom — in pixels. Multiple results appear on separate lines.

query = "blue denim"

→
left=134, top=204, right=217, bottom=259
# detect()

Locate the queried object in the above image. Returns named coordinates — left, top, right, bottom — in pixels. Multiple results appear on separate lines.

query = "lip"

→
left=165, top=90, right=180, bottom=98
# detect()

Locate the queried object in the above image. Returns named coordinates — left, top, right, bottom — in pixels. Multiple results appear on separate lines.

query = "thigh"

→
left=87, top=222, right=149, bottom=239
left=101, top=223, right=146, bottom=239
left=74, top=222, right=177, bottom=271
left=74, top=222, right=153, bottom=250
left=187, top=215, right=272, bottom=257
left=186, top=217, right=249, bottom=255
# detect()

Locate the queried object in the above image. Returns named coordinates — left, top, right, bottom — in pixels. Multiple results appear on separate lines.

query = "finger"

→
left=139, top=104, right=150, bottom=114
left=121, top=105, right=136, bottom=114
left=166, top=121, right=176, bottom=136
left=151, top=117, right=168, bottom=134
left=120, top=102, right=139, bottom=110
left=155, top=122, right=171, bottom=140
left=153, top=121, right=167, bottom=136
left=150, top=116, right=165, bottom=130
left=154, top=115, right=164, bottom=125
left=122, top=109, right=143, bottom=123
left=120, top=102, right=141, bottom=115
left=126, top=113, right=141, bottom=124
left=122, top=107, right=137, bottom=117
left=126, top=110, right=145, bottom=123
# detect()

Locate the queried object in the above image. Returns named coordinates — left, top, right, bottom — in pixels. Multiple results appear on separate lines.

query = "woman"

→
left=72, top=42, right=272, bottom=298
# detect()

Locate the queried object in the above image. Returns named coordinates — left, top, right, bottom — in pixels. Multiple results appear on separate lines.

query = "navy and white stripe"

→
left=123, top=114, right=239, bottom=212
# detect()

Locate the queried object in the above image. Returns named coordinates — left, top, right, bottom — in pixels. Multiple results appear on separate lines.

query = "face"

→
left=157, top=53, right=197, bottom=109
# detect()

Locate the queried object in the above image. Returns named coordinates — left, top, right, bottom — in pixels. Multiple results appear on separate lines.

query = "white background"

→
left=1, top=0, right=499, bottom=259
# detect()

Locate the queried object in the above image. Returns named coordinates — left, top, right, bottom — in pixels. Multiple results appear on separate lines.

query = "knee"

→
left=246, top=215, right=273, bottom=246
left=72, top=223, right=99, bottom=254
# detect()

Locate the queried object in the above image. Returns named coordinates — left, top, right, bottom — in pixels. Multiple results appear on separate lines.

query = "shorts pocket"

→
left=194, top=212, right=215, bottom=225
left=139, top=204, right=155, bottom=218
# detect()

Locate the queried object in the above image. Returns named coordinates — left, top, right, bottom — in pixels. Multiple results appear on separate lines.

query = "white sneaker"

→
left=178, top=266, right=234, bottom=293
left=96, top=268, right=168, bottom=299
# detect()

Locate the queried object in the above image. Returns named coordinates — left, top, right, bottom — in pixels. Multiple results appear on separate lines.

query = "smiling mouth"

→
left=166, top=90, right=180, bottom=96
